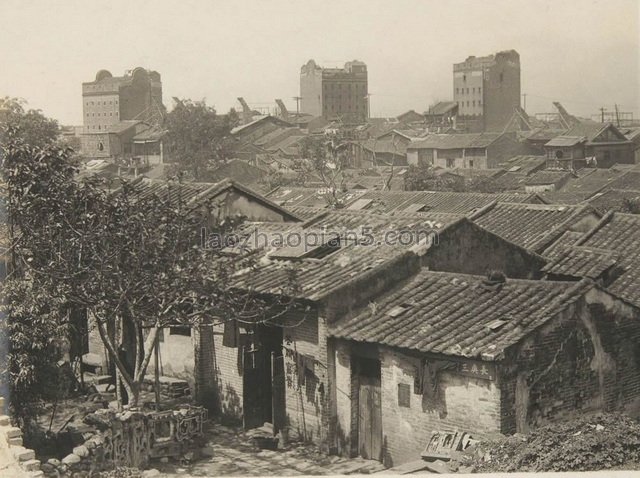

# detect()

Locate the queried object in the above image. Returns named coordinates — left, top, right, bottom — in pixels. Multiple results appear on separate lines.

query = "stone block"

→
left=8, top=437, right=23, bottom=446
left=73, top=445, right=89, bottom=458
left=0, top=415, right=10, bottom=426
left=62, top=453, right=81, bottom=465
left=142, top=469, right=161, bottom=478
left=5, top=426, right=23, bottom=438
left=22, top=459, right=41, bottom=472
left=47, top=458, right=61, bottom=467
left=30, top=472, right=44, bottom=478
left=13, top=447, right=35, bottom=461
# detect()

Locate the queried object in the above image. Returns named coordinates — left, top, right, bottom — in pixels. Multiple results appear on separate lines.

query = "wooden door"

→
left=358, top=363, right=382, bottom=461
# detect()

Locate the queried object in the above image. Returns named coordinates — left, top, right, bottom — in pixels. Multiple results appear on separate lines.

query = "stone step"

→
left=8, top=436, right=23, bottom=446
left=12, top=446, right=35, bottom=462
left=0, top=415, right=10, bottom=426
left=22, top=459, right=41, bottom=472
left=4, top=426, right=23, bottom=439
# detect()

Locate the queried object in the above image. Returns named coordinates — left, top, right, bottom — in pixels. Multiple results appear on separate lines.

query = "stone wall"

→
left=0, top=397, right=42, bottom=477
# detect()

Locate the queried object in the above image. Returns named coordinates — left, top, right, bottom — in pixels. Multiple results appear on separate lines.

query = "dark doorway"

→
left=355, top=356, right=382, bottom=461
left=243, top=325, right=284, bottom=431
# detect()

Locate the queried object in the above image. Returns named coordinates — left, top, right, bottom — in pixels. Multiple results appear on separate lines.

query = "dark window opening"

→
left=398, top=383, right=411, bottom=407
left=169, top=326, right=191, bottom=336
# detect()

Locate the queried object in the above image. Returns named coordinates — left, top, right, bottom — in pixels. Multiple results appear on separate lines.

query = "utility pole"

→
left=600, top=107, right=606, bottom=123
left=292, top=96, right=302, bottom=115
left=522, top=93, right=527, bottom=112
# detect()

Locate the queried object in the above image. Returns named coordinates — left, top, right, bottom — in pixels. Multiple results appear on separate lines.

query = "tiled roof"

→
left=577, top=213, right=640, bottom=306
left=587, top=189, right=640, bottom=214
left=329, top=270, right=592, bottom=360
left=229, top=241, right=412, bottom=301
left=408, top=133, right=503, bottom=150
left=489, top=172, right=528, bottom=191
left=497, top=155, right=547, bottom=175
left=265, top=187, right=367, bottom=208
left=303, top=208, right=462, bottom=235
left=545, top=136, right=586, bottom=147
left=349, top=190, right=537, bottom=215
left=606, top=171, right=640, bottom=191
left=525, top=170, right=573, bottom=186
left=541, top=246, right=619, bottom=279
left=361, top=139, right=408, bottom=155
left=471, top=202, right=597, bottom=252
left=209, top=160, right=269, bottom=190
left=557, top=168, right=626, bottom=194
left=523, top=128, right=567, bottom=142
left=123, top=178, right=301, bottom=220
left=538, top=191, right=592, bottom=205
left=564, top=122, right=628, bottom=144
left=541, top=231, right=584, bottom=259
left=426, top=101, right=458, bottom=116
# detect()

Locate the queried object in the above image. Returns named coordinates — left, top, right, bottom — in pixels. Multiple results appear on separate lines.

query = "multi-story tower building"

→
left=453, top=50, right=520, bottom=132
left=81, top=67, right=164, bottom=158
left=82, top=67, right=163, bottom=133
left=300, top=59, right=368, bottom=124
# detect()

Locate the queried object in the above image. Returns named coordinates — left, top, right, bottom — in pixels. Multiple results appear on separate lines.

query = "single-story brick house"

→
left=328, top=270, right=640, bottom=467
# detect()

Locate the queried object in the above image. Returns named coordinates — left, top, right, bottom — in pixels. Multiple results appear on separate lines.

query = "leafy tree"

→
left=403, top=164, right=462, bottom=191
left=163, top=98, right=239, bottom=180
left=297, top=133, right=353, bottom=207
left=0, top=97, right=60, bottom=152
left=3, top=127, right=298, bottom=409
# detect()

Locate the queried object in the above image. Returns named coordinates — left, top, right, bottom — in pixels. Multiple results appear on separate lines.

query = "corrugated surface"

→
left=329, top=270, right=591, bottom=359
left=525, top=170, right=572, bottom=186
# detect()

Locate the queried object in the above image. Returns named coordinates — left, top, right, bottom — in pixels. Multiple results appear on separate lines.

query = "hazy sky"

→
left=2, top=0, right=638, bottom=125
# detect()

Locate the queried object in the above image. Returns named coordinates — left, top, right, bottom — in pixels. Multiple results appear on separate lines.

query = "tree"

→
left=0, top=97, right=60, bottom=152
left=297, top=133, right=353, bottom=207
left=163, top=98, right=239, bottom=180
left=403, top=164, right=462, bottom=191
left=3, top=127, right=298, bottom=409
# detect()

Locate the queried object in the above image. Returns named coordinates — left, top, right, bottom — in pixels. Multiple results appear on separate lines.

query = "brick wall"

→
left=499, top=290, right=640, bottom=434
left=330, top=341, right=502, bottom=467
left=379, top=348, right=500, bottom=467
left=282, top=312, right=329, bottom=446
left=193, top=323, right=244, bottom=421
left=425, top=220, right=545, bottom=279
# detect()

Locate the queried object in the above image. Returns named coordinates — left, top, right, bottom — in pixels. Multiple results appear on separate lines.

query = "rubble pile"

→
left=466, top=413, right=640, bottom=472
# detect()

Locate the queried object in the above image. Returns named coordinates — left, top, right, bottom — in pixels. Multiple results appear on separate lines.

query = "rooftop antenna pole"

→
left=615, top=104, right=620, bottom=127
left=600, top=107, right=606, bottom=123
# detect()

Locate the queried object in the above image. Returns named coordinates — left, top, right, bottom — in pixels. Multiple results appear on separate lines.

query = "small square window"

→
left=398, top=383, right=411, bottom=407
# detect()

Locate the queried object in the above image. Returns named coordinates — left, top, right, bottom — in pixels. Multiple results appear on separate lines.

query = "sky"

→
left=1, top=0, right=639, bottom=125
